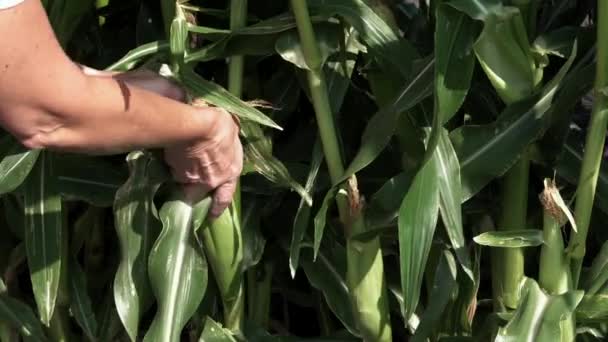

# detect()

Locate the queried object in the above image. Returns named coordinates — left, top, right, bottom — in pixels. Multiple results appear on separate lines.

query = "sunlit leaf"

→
left=495, top=278, right=583, bottom=342
left=399, top=152, right=440, bottom=321
left=144, top=193, right=211, bottom=342
left=113, top=151, right=163, bottom=341
left=473, top=230, right=544, bottom=248
left=0, top=137, right=40, bottom=196
left=23, top=152, right=62, bottom=325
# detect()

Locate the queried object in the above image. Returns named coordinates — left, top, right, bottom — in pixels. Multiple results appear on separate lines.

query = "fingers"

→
left=209, top=179, right=238, bottom=219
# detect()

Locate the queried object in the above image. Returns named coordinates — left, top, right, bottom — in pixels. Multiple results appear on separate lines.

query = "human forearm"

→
left=0, top=0, right=217, bottom=155
left=24, top=73, right=217, bottom=155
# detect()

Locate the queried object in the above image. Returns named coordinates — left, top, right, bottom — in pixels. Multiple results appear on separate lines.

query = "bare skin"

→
left=0, top=0, right=242, bottom=217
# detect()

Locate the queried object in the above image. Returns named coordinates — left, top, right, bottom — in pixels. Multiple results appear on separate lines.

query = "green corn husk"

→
left=196, top=0, right=248, bottom=332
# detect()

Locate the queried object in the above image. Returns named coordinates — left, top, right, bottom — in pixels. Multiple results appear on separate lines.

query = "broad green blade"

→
left=452, top=41, right=576, bottom=201
left=411, top=250, right=458, bottom=342
left=576, top=294, right=608, bottom=323
left=435, top=3, right=477, bottom=125
left=185, top=12, right=330, bottom=62
left=55, top=154, right=127, bottom=207
left=198, top=317, right=237, bottom=341
left=23, top=152, right=62, bottom=326
left=472, top=7, right=540, bottom=104
left=0, top=137, right=40, bottom=196
left=473, top=230, right=544, bottom=248
left=300, top=244, right=358, bottom=336
left=313, top=187, right=338, bottom=260
left=241, top=201, right=266, bottom=271
left=582, top=241, right=608, bottom=295
left=69, top=259, right=98, bottom=341
left=0, top=291, right=48, bottom=342
left=113, top=151, right=163, bottom=342
left=308, top=0, right=418, bottom=77
left=275, top=23, right=342, bottom=71
left=290, top=141, right=323, bottom=277
left=365, top=171, right=413, bottom=229
left=495, top=278, right=583, bottom=342
left=399, top=151, right=440, bottom=321
left=143, top=193, right=211, bottom=342
left=446, top=0, right=503, bottom=21
left=436, top=129, right=473, bottom=280
left=181, top=69, right=282, bottom=131
left=105, top=41, right=170, bottom=72
left=341, top=57, right=434, bottom=182
left=532, top=27, right=579, bottom=58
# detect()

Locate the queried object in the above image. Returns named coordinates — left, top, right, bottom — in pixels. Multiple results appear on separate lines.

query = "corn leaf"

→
left=399, top=151, right=440, bottom=321
left=532, top=27, right=579, bottom=58
left=69, top=259, right=97, bottom=341
left=473, top=230, right=544, bottom=248
left=341, top=57, right=434, bottom=182
left=144, top=194, right=211, bottom=342
left=55, top=154, right=127, bottom=207
left=0, top=137, right=41, bottom=196
left=452, top=41, right=576, bottom=201
left=23, top=152, right=62, bottom=325
left=106, top=41, right=170, bottom=72
left=436, top=129, right=473, bottom=280
left=495, top=278, right=583, bottom=342
left=472, top=7, right=541, bottom=104
left=241, top=201, right=266, bottom=271
left=582, top=241, right=608, bottom=295
left=113, top=151, right=163, bottom=342
left=365, top=171, right=413, bottom=229
left=313, top=187, right=338, bottom=260
left=576, top=294, right=608, bottom=323
left=435, top=3, right=477, bottom=125
left=300, top=244, right=359, bottom=336
left=411, top=250, right=458, bottom=342
left=308, top=0, right=418, bottom=77
left=446, top=0, right=503, bottom=21
left=181, top=68, right=282, bottom=131
left=290, top=141, right=323, bottom=277
left=0, top=290, right=48, bottom=342
left=275, top=23, right=342, bottom=70
left=198, top=317, right=236, bottom=341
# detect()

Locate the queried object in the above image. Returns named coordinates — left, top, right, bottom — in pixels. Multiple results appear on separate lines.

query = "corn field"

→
left=2, top=0, right=608, bottom=341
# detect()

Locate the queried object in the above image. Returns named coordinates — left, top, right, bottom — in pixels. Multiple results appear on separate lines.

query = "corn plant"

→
left=2, top=0, right=608, bottom=341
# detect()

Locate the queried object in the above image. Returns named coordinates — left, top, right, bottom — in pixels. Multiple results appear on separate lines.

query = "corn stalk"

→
left=568, top=0, right=608, bottom=287
left=289, top=1, right=391, bottom=341
left=472, top=6, right=542, bottom=310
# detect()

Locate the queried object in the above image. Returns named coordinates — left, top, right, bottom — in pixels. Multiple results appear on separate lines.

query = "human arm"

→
left=0, top=0, right=241, bottom=216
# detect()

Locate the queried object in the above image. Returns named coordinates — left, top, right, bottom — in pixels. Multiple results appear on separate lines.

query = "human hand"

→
left=163, top=106, right=243, bottom=219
